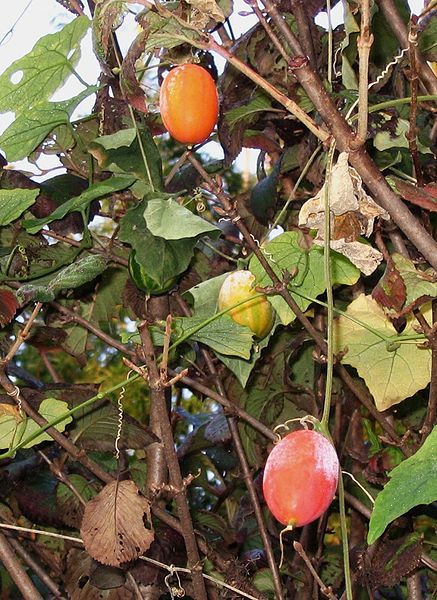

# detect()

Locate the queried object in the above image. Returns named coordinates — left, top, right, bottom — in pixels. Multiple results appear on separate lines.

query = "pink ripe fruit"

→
left=262, top=429, right=339, bottom=527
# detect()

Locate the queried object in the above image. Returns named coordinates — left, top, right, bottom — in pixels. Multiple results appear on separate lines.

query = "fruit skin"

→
left=262, top=429, right=339, bottom=527
left=217, top=270, right=275, bottom=339
left=128, top=251, right=177, bottom=296
left=159, top=64, right=219, bottom=145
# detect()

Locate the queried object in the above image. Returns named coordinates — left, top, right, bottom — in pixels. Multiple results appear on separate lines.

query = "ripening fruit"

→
left=217, top=270, right=275, bottom=339
left=262, top=429, right=339, bottom=527
left=128, top=250, right=177, bottom=296
left=159, top=64, right=219, bottom=145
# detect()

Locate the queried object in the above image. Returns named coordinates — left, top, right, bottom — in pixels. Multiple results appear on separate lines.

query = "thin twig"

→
left=406, top=19, right=423, bottom=187
left=199, top=342, right=285, bottom=600
left=421, top=301, right=437, bottom=440
left=293, top=542, right=339, bottom=599
left=0, top=532, right=44, bottom=600
left=6, top=536, right=64, bottom=598
left=357, top=0, right=374, bottom=143
left=1, top=302, right=43, bottom=365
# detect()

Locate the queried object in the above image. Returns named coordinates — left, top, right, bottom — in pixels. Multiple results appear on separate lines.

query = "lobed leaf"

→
left=334, top=294, right=431, bottom=410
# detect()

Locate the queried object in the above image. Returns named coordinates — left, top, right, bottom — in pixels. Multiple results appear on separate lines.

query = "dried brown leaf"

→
left=80, top=480, right=154, bottom=567
left=392, top=177, right=437, bottom=212
left=358, top=534, right=423, bottom=589
left=65, top=549, right=134, bottom=600
left=0, top=289, right=18, bottom=327
left=120, top=28, right=149, bottom=114
left=372, top=258, right=407, bottom=311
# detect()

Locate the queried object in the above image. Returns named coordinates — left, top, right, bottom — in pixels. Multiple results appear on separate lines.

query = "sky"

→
left=0, top=0, right=426, bottom=177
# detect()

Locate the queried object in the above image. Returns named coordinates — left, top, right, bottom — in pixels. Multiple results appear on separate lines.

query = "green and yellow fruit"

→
left=128, top=251, right=177, bottom=296
left=218, top=270, right=275, bottom=339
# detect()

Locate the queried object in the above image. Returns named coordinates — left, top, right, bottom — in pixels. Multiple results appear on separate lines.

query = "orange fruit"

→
left=159, top=64, right=219, bottom=145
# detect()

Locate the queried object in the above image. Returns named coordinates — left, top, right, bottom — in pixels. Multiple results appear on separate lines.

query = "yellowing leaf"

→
left=80, top=480, right=154, bottom=567
left=0, top=398, right=72, bottom=450
left=333, top=295, right=431, bottom=411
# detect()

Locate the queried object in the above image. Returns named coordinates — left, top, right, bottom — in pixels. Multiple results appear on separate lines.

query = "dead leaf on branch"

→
left=391, top=177, right=437, bottom=212
left=299, top=152, right=389, bottom=275
left=184, top=0, right=226, bottom=28
left=80, top=480, right=154, bottom=567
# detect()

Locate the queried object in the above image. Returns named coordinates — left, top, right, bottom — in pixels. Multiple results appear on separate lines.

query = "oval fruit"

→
left=128, top=251, right=177, bottom=296
left=262, top=429, right=339, bottom=527
left=159, top=64, right=219, bottom=145
left=217, top=270, right=275, bottom=339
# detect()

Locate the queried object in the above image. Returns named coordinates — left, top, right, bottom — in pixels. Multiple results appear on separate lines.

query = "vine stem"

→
left=338, top=474, right=353, bottom=600
left=321, top=142, right=336, bottom=430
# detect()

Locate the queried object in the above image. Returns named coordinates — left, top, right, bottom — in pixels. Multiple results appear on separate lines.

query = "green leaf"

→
left=0, top=88, right=98, bottom=162
left=374, top=117, right=433, bottom=154
left=0, top=189, right=39, bottom=225
left=216, top=332, right=272, bottom=387
left=368, top=426, right=437, bottom=544
left=144, top=196, right=220, bottom=240
left=69, top=400, right=157, bottom=452
left=48, top=254, right=108, bottom=294
left=119, top=200, right=197, bottom=281
left=225, top=92, right=272, bottom=128
left=0, top=398, right=72, bottom=450
left=0, top=17, right=90, bottom=113
left=89, top=128, right=163, bottom=191
left=93, top=0, right=126, bottom=62
left=23, top=176, right=136, bottom=234
left=333, top=294, right=431, bottom=411
left=174, top=314, right=254, bottom=359
left=249, top=231, right=360, bottom=325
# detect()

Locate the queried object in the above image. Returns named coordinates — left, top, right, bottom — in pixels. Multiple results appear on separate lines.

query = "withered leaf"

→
left=120, top=27, right=149, bottom=114
left=0, top=289, right=18, bottom=327
left=358, top=534, right=423, bottom=590
left=65, top=548, right=133, bottom=600
left=81, top=480, right=154, bottom=567
left=299, top=153, right=389, bottom=275
left=372, top=258, right=406, bottom=311
left=392, top=177, right=437, bottom=212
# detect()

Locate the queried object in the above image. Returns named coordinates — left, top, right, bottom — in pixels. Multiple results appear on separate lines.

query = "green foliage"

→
left=0, top=398, right=72, bottom=451
left=249, top=231, right=360, bottom=324
left=0, top=189, right=39, bottom=225
left=368, top=426, right=437, bottom=544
